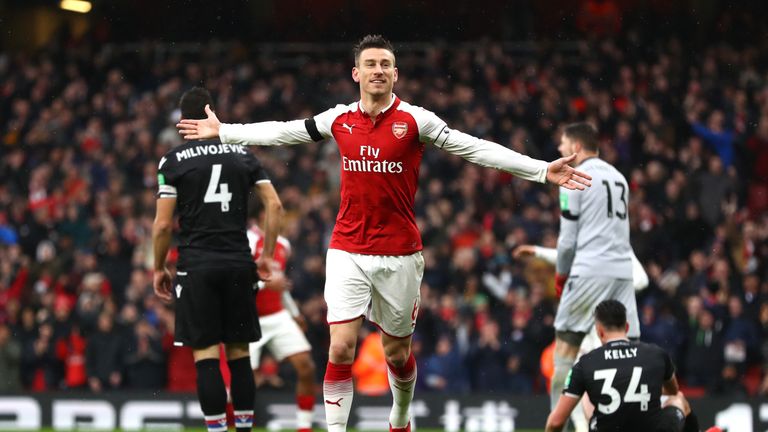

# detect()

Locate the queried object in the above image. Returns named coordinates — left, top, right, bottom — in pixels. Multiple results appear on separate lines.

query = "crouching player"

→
left=546, top=300, right=701, bottom=432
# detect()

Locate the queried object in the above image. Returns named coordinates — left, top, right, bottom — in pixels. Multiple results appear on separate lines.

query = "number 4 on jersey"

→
left=204, top=164, right=232, bottom=212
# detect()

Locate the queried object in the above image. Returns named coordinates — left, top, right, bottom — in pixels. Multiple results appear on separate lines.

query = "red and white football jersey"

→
left=247, top=225, right=291, bottom=316
left=221, top=94, right=549, bottom=256
left=312, top=96, right=429, bottom=255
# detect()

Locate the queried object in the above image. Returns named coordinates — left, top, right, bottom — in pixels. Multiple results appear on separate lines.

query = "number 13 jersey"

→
left=157, top=139, right=270, bottom=270
left=557, top=157, right=633, bottom=279
left=563, top=339, right=675, bottom=432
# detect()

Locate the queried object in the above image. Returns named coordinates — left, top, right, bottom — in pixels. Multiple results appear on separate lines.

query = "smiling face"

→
left=352, top=47, right=398, bottom=98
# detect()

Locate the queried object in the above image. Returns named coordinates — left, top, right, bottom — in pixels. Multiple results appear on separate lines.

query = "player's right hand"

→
left=263, top=268, right=290, bottom=292
left=512, top=245, right=536, bottom=259
left=176, top=104, right=221, bottom=140
left=153, top=268, right=173, bottom=302
left=256, top=256, right=274, bottom=282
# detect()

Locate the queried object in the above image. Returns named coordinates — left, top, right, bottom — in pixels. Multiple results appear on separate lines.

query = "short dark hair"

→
left=594, top=300, right=627, bottom=331
left=179, top=87, right=214, bottom=120
left=353, top=34, right=395, bottom=66
left=563, top=122, right=599, bottom=152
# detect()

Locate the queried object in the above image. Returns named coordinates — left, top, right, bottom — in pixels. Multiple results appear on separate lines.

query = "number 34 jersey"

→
left=563, top=339, right=675, bottom=431
left=157, top=139, right=270, bottom=270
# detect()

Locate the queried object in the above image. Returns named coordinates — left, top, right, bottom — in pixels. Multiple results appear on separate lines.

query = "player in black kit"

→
left=153, top=87, right=283, bottom=432
left=546, top=300, right=701, bottom=432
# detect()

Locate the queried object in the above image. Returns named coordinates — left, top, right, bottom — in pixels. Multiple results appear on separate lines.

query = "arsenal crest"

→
left=392, top=121, right=408, bottom=139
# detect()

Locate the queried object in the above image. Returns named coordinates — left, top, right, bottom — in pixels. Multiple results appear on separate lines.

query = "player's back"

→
left=158, top=139, right=267, bottom=270
left=564, top=157, right=632, bottom=279
left=568, top=339, right=674, bottom=432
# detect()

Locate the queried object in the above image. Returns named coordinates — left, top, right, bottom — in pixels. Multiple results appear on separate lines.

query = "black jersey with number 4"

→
left=156, top=139, right=269, bottom=270
left=563, top=339, right=675, bottom=432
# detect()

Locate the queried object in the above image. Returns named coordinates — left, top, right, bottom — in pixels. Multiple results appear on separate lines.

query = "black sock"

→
left=683, top=411, right=700, bottom=432
left=228, top=357, right=256, bottom=432
left=195, top=359, right=227, bottom=416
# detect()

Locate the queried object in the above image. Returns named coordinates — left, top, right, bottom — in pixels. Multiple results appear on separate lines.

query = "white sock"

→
left=323, top=362, right=353, bottom=432
left=387, top=355, right=417, bottom=429
left=297, top=409, right=313, bottom=430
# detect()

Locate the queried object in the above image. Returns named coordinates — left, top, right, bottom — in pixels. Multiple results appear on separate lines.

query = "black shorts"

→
left=174, top=267, right=260, bottom=349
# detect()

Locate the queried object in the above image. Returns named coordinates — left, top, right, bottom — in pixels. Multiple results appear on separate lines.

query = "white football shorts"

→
left=324, top=248, right=424, bottom=338
left=555, top=276, right=640, bottom=339
left=248, top=310, right=311, bottom=369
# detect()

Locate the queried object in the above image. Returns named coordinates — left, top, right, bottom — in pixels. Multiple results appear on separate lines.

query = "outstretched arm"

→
left=177, top=104, right=315, bottom=146
left=512, top=245, right=558, bottom=264
left=439, top=130, right=591, bottom=189
left=413, top=108, right=591, bottom=189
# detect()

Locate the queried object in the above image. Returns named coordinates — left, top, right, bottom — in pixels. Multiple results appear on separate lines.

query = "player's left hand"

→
left=547, top=154, right=592, bottom=190
left=153, top=268, right=173, bottom=302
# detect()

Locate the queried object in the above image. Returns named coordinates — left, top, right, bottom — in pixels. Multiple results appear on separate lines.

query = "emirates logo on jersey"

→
left=392, top=121, right=408, bottom=139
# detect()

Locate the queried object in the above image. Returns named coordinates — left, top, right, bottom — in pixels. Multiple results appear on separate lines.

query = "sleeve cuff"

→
left=219, top=123, right=232, bottom=144
left=536, top=160, right=549, bottom=183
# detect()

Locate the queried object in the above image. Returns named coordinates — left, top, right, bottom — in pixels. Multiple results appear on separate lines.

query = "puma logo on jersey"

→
left=325, top=398, right=343, bottom=406
left=342, top=123, right=355, bottom=134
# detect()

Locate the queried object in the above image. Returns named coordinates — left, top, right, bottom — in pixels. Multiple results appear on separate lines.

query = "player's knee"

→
left=293, top=354, right=316, bottom=378
left=555, top=332, right=583, bottom=358
left=328, top=339, right=356, bottom=363
left=384, top=349, right=409, bottom=368
left=224, top=343, right=249, bottom=360
left=298, top=366, right=316, bottom=382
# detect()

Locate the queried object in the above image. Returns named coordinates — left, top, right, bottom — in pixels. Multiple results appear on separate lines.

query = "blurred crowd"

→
left=2, top=25, right=768, bottom=398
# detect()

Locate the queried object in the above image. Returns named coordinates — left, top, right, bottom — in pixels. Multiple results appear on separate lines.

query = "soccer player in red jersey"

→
left=247, top=224, right=317, bottom=432
left=178, top=35, right=592, bottom=432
